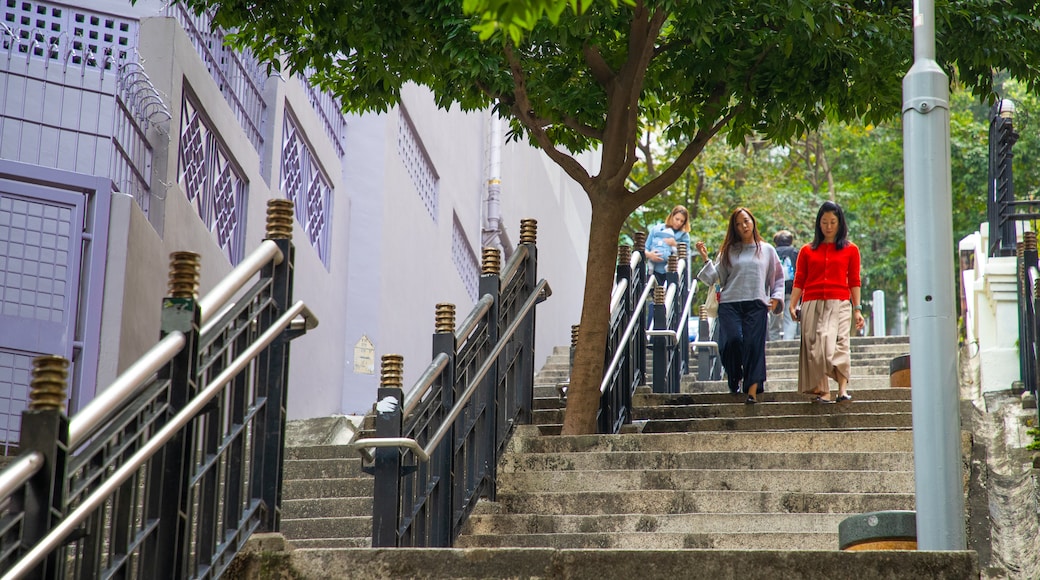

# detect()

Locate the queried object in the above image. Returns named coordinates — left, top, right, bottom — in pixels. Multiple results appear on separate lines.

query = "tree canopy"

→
left=183, top=0, right=1040, bottom=434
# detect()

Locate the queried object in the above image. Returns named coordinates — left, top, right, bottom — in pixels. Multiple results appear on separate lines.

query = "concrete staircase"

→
left=279, top=417, right=374, bottom=550
left=458, top=336, right=918, bottom=551
left=245, top=335, right=978, bottom=579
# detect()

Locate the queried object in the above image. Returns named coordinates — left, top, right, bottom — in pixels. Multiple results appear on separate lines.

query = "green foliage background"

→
left=628, top=81, right=1040, bottom=332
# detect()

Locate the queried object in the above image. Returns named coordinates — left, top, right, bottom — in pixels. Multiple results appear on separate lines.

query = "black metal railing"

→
left=987, top=99, right=1040, bottom=259
left=596, top=240, right=704, bottom=433
left=353, top=219, right=546, bottom=547
left=1017, top=232, right=1039, bottom=395
left=648, top=253, right=695, bottom=393
left=0, top=200, right=316, bottom=579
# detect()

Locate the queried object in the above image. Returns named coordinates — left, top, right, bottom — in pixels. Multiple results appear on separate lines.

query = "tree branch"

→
left=583, top=43, right=614, bottom=88
left=629, top=101, right=741, bottom=211
left=503, top=42, right=593, bottom=188
left=602, top=2, right=668, bottom=191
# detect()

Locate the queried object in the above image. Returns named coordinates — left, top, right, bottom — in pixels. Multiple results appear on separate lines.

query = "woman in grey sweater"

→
left=695, top=208, right=785, bottom=403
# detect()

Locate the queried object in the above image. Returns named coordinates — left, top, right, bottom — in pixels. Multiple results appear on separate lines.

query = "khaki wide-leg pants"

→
left=798, top=299, right=852, bottom=396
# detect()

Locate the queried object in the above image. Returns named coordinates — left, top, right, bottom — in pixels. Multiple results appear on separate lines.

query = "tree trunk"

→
left=561, top=203, right=629, bottom=435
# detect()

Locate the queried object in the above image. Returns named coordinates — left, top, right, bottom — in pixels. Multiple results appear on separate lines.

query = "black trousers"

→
left=717, top=300, right=769, bottom=394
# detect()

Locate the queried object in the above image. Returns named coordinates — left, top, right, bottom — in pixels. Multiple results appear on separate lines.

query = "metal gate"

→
left=0, top=164, right=109, bottom=453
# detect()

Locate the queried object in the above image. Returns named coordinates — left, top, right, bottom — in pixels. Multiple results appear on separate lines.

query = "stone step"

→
left=682, top=376, right=895, bottom=392
left=764, top=366, right=892, bottom=379
left=282, top=497, right=373, bottom=519
left=632, top=400, right=910, bottom=420
left=496, top=469, right=912, bottom=494
left=475, top=489, right=914, bottom=516
left=535, top=412, right=912, bottom=434
left=462, top=512, right=868, bottom=536
left=454, top=530, right=839, bottom=550
left=283, top=547, right=976, bottom=579
left=283, top=477, right=373, bottom=499
left=764, top=344, right=909, bottom=356
left=284, top=457, right=368, bottom=480
left=281, top=516, right=371, bottom=540
left=635, top=388, right=910, bottom=405
left=534, top=401, right=910, bottom=424
left=498, top=450, right=914, bottom=473
left=285, top=444, right=359, bottom=462
left=508, top=426, right=913, bottom=454
left=635, top=412, right=912, bottom=434
left=284, top=537, right=371, bottom=550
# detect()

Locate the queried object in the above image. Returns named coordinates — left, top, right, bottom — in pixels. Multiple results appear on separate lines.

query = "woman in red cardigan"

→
left=787, top=201, right=865, bottom=403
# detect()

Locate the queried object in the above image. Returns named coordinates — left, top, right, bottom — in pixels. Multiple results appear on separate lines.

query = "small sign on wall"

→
left=353, top=335, right=375, bottom=375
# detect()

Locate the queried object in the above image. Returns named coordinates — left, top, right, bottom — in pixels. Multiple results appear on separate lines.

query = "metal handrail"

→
left=500, top=245, right=530, bottom=285
left=66, top=239, right=291, bottom=450
left=600, top=278, right=657, bottom=394
left=646, top=278, right=700, bottom=346
left=401, top=353, right=451, bottom=418
left=2, top=301, right=310, bottom=580
left=0, top=453, right=43, bottom=504
left=455, top=294, right=495, bottom=344
left=68, top=332, right=186, bottom=449
left=199, top=239, right=283, bottom=329
left=349, top=438, right=429, bottom=463
left=609, top=279, right=630, bottom=313
left=352, top=279, right=549, bottom=462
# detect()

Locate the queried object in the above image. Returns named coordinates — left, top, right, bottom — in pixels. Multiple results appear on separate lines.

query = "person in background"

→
left=695, top=207, right=784, bottom=404
left=768, top=230, right=801, bottom=341
left=645, top=205, right=691, bottom=284
left=788, top=201, right=865, bottom=404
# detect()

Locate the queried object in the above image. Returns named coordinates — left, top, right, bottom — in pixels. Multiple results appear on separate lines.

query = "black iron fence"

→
left=0, top=199, right=316, bottom=579
left=596, top=238, right=704, bottom=433
left=353, top=219, right=546, bottom=547
left=988, top=99, right=1040, bottom=259
left=1018, top=232, right=1039, bottom=395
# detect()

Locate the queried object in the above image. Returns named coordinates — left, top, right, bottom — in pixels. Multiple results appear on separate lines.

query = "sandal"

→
left=745, top=395, right=757, bottom=405
left=836, top=394, right=852, bottom=402
left=811, top=396, right=835, bottom=404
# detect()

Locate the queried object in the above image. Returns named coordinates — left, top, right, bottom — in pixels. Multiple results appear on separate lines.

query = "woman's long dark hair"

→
left=718, top=207, right=762, bottom=267
left=811, top=200, right=849, bottom=250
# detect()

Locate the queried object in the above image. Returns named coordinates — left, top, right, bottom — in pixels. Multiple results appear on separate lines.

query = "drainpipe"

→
left=482, top=113, right=510, bottom=256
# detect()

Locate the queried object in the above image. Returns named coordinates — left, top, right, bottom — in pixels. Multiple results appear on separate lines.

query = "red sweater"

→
left=792, top=242, right=861, bottom=301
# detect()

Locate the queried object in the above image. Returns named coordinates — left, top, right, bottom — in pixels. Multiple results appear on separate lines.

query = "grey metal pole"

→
left=902, top=0, right=966, bottom=549
left=872, top=290, right=886, bottom=337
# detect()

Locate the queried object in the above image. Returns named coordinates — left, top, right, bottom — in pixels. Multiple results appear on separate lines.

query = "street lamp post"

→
left=902, top=0, right=966, bottom=550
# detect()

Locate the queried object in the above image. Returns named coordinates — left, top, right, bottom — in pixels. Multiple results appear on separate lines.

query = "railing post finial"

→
left=481, top=247, right=501, bottom=275
left=654, top=286, right=666, bottom=305
left=570, top=324, right=580, bottom=348
left=435, top=303, right=456, bottom=334
left=633, top=231, right=647, bottom=249
left=677, top=242, right=688, bottom=260
left=520, top=218, right=537, bottom=245
left=380, top=354, right=404, bottom=388
left=29, top=355, right=69, bottom=412
left=266, top=199, right=294, bottom=240
left=617, top=245, right=631, bottom=265
left=168, top=251, right=201, bottom=299
left=667, top=254, right=678, bottom=273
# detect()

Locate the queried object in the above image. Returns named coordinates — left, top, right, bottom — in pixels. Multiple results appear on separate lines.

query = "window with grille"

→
left=397, top=106, right=439, bottom=222
left=280, top=108, right=333, bottom=268
left=177, top=92, right=248, bottom=265
left=452, top=213, right=479, bottom=302
left=1, top=0, right=136, bottom=66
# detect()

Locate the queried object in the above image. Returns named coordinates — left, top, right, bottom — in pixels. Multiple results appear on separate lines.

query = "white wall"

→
left=92, top=15, right=592, bottom=420
left=335, top=85, right=592, bottom=414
